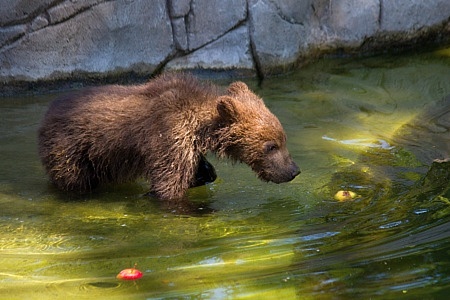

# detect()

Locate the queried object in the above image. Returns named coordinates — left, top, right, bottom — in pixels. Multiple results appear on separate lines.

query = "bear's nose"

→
left=291, top=163, right=301, bottom=178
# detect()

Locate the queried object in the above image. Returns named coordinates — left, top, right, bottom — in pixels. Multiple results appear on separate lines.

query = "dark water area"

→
left=0, top=47, right=449, bottom=299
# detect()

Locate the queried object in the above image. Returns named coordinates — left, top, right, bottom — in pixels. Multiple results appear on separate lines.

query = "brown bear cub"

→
left=38, top=73, right=300, bottom=201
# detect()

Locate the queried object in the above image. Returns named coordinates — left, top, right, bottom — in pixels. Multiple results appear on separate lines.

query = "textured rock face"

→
left=0, top=0, right=449, bottom=87
left=0, top=0, right=173, bottom=81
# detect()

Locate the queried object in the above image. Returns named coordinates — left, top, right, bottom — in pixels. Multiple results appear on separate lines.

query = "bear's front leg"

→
left=146, top=172, right=206, bottom=213
left=146, top=154, right=216, bottom=198
left=144, top=154, right=216, bottom=212
left=191, top=154, right=217, bottom=188
left=144, top=152, right=200, bottom=199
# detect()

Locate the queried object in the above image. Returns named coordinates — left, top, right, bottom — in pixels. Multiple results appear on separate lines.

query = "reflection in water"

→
left=0, top=48, right=450, bottom=299
left=322, top=135, right=395, bottom=149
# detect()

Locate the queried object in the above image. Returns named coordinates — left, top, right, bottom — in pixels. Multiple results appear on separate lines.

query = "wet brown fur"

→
left=38, top=73, right=299, bottom=201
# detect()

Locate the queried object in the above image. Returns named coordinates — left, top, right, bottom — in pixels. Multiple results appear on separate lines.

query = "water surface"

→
left=1, top=48, right=449, bottom=299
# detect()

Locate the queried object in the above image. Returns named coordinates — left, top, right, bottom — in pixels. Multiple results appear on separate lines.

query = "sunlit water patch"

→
left=1, top=47, right=449, bottom=299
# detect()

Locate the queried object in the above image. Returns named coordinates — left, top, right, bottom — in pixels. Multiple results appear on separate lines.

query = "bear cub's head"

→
left=214, top=82, right=300, bottom=184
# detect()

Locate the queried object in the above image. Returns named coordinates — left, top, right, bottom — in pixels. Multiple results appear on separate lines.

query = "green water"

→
left=1, top=48, right=450, bottom=299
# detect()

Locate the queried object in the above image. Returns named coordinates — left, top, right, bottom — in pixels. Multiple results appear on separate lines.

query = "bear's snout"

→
left=275, top=160, right=300, bottom=183
left=288, top=161, right=301, bottom=181
left=256, top=154, right=301, bottom=184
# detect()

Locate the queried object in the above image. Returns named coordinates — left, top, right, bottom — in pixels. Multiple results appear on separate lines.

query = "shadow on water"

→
left=1, top=47, right=450, bottom=299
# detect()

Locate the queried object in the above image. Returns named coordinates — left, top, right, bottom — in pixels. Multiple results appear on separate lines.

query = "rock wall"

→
left=0, top=0, right=449, bottom=90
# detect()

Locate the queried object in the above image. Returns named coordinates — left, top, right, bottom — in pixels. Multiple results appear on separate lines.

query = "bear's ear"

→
left=217, top=96, right=240, bottom=122
left=227, top=81, right=249, bottom=95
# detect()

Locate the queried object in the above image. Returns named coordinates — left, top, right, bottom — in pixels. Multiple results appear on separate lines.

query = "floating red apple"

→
left=116, top=265, right=143, bottom=280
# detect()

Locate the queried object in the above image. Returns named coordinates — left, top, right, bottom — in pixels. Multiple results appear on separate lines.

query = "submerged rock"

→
left=410, top=158, right=450, bottom=200
left=393, top=95, right=450, bottom=164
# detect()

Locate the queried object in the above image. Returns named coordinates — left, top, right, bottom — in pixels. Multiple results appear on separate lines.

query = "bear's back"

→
left=141, top=73, right=219, bottom=108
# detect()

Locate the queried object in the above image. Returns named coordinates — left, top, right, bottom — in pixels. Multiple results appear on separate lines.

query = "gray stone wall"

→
left=0, top=0, right=449, bottom=88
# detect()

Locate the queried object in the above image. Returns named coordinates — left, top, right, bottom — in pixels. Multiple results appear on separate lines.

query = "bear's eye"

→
left=264, top=141, right=278, bottom=154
